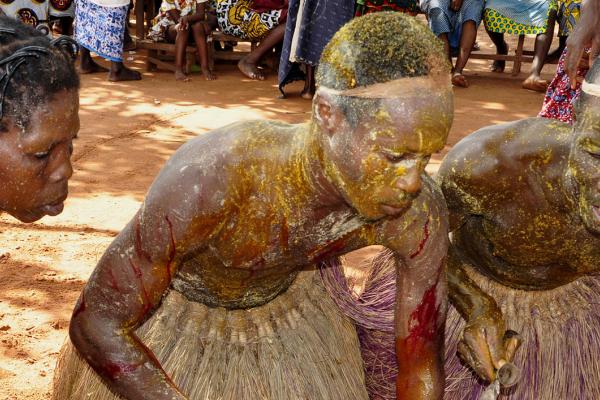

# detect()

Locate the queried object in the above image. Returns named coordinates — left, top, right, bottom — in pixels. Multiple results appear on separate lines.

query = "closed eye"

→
left=34, top=151, right=50, bottom=160
left=382, top=150, right=405, bottom=163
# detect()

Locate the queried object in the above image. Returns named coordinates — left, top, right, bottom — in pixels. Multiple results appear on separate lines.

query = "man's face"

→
left=321, top=79, right=452, bottom=220
left=0, top=89, right=79, bottom=222
left=569, top=128, right=600, bottom=234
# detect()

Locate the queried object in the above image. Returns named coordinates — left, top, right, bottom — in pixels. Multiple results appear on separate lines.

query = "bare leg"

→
left=301, top=64, right=315, bottom=99
left=79, top=47, right=109, bottom=74
left=452, top=20, right=477, bottom=87
left=108, top=61, right=142, bottom=81
left=523, top=11, right=556, bottom=91
left=191, top=22, right=216, bottom=80
left=238, top=23, right=285, bottom=80
left=487, top=30, right=508, bottom=73
left=167, top=25, right=191, bottom=81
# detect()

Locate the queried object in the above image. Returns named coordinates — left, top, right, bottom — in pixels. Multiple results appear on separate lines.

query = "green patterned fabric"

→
left=484, top=0, right=557, bottom=34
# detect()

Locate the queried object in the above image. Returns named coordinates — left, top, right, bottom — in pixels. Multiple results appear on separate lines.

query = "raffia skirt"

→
left=445, top=264, right=600, bottom=400
left=52, top=269, right=368, bottom=400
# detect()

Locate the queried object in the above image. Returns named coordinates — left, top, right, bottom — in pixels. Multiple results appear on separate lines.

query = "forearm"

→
left=70, top=312, right=186, bottom=400
left=447, top=245, right=499, bottom=321
left=393, top=218, right=447, bottom=399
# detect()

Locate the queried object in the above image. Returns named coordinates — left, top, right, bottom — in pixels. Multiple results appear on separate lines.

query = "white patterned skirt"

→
left=74, top=0, right=128, bottom=62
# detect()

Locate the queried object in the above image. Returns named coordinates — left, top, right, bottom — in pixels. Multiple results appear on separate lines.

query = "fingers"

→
left=565, top=46, right=586, bottom=89
left=460, top=328, right=496, bottom=381
left=502, top=330, right=521, bottom=362
left=457, top=341, right=495, bottom=382
left=484, top=318, right=507, bottom=370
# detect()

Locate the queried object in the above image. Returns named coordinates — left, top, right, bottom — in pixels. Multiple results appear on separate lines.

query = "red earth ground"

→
left=0, top=31, right=563, bottom=399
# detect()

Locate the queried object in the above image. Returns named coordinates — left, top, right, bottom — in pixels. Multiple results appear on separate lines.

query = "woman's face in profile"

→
left=0, top=89, right=79, bottom=222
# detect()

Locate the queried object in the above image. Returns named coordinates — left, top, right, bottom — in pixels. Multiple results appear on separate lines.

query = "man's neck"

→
left=296, top=123, right=348, bottom=211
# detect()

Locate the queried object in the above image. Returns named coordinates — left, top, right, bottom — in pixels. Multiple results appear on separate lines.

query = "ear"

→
left=314, top=91, right=344, bottom=137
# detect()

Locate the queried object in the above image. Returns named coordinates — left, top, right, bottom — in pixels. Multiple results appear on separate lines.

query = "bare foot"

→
left=201, top=67, right=216, bottom=81
left=451, top=72, right=469, bottom=88
left=80, top=59, right=109, bottom=74
left=175, top=70, right=191, bottom=81
left=490, top=42, right=508, bottom=73
left=108, top=65, right=142, bottom=82
left=238, top=58, right=265, bottom=80
left=522, top=77, right=548, bottom=92
left=300, top=89, right=314, bottom=100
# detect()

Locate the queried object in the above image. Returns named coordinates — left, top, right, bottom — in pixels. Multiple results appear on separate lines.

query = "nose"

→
left=48, top=143, right=73, bottom=183
left=395, top=166, right=421, bottom=194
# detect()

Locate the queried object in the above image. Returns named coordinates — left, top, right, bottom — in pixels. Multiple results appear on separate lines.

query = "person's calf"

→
left=79, top=49, right=109, bottom=74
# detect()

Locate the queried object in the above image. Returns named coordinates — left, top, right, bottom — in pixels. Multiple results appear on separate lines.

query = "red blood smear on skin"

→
left=108, top=269, right=120, bottom=291
left=409, top=217, right=430, bottom=259
left=395, top=279, right=442, bottom=398
left=129, top=260, right=152, bottom=317
left=134, top=220, right=152, bottom=262
left=164, top=216, right=176, bottom=278
left=310, top=238, right=347, bottom=263
left=72, top=293, right=86, bottom=318
left=104, top=361, right=142, bottom=380
left=279, top=217, right=289, bottom=249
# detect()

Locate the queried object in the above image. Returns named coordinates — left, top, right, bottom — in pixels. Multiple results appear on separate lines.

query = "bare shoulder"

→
left=437, top=118, right=571, bottom=216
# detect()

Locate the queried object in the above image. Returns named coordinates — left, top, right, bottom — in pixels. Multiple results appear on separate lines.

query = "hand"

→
left=450, top=0, right=463, bottom=11
left=457, top=306, right=519, bottom=382
left=565, top=0, right=600, bottom=88
left=178, top=15, right=190, bottom=31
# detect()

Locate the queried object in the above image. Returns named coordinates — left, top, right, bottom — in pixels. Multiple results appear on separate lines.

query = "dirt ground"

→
left=0, top=30, right=562, bottom=399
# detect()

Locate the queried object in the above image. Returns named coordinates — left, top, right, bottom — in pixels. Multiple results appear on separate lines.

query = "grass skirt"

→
left=445, top=264, right=600, bottom=400
left=322, top=250, right=600, bottom=400
left=53, top=269, right=368, bottom=400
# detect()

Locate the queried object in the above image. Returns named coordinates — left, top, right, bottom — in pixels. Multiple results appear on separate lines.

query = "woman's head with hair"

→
left=311, top=12, right=452, bottom=220
left=0, top=17, right=80, bottom=222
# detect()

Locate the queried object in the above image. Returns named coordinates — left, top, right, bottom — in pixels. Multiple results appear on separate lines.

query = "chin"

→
left=12, top=212, right=44, bottom=223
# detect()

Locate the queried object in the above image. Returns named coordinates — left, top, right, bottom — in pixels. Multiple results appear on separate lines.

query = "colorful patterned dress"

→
left=539, top=48, right=589, bottom=124
left=214, top=0, right=286, bottom=41
left=484, top=0, right=558, bottom=35
left=354, top=0, right=420, bottom=16
left=149, top=0, right=208, bottom=42
left=558, top=0, right=581, bottom=37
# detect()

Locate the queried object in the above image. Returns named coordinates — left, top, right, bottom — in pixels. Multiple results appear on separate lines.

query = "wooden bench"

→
left=137, top=39, right=197, bottom=73
left=469, top=34, right=533, bottom=76
left=133, top=0, right=263, bottom=74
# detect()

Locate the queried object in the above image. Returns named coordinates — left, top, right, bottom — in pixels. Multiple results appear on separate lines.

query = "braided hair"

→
left=0, top=16, right=79, bottom=130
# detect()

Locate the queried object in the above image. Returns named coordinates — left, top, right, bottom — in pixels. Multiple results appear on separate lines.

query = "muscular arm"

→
left=377, top=178, right=448, bottom=400
left=69, top=145, right=221, bottom=400
left=566, top=0, right=600, bottom=85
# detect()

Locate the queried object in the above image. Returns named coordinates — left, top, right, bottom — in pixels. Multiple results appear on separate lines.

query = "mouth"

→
left=380, top=202, right=410, bottom=216
left=41, top=193, right=67, bottom=216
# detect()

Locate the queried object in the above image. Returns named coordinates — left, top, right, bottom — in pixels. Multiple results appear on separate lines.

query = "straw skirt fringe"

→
left=53, top=269, right=368, bottom=400
left=445, top=264, right=600, bottom=400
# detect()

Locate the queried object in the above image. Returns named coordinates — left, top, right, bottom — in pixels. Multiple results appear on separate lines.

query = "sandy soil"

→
left=0, top=30, right=562, bottom=399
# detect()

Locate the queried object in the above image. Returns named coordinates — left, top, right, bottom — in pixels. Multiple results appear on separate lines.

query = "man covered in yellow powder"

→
left=440, top=58, right=600, bottom=399
left=53, top=13, right=453, bottom=400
